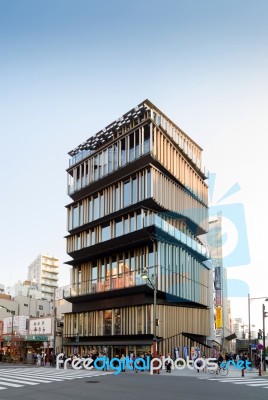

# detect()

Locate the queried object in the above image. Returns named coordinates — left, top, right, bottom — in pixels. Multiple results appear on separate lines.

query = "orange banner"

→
left=215, top=306, right=223, bottom=329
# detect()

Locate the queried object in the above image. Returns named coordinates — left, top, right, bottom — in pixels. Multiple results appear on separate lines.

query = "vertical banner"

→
left=194, top=347, right=201, bottom=359
left=215, top=290, right=222, bottom=306
left=183, top=346, right=188, bottom=359
left=215, top=306, right=223, bottom=329
left=214, top=267, right=221, bottom=290
left=174, top=347, right=180, bottom=359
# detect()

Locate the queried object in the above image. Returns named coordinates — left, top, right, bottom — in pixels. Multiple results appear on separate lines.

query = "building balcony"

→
left=63, top=273, right=145, bottom=300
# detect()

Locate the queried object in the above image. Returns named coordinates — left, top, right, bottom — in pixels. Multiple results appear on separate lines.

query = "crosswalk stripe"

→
left=0, top=368, right=112, bottom=391
left=247, top=383, right=268, bottom=386
left=0, top=376, right=54, bottom=383
left=0, top=378, right=39, bottom=385
left=197, top=375, right=268, bottom=389
left=219, top=379, right=266, bottom=383
left=0, top=382, right=23, bottom=387
left=0, top=372, right=63, bottom=382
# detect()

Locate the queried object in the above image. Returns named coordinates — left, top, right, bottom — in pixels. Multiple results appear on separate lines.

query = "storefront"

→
left=2, top=335, right=25, bottom=362
left=63, top=334, right=153, bottom=358
left=24, top=335, right=53, bottom=364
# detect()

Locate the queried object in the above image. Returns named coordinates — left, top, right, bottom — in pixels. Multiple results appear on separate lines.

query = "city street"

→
left=0, top=365, right=268, bottom=400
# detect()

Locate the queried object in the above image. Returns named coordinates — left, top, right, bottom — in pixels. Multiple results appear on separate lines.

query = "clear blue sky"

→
left=0, top=0, right=267, bottom=326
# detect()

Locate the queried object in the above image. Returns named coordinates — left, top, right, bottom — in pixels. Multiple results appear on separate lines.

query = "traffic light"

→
left=258, top=329, right=262, bottom=340
left=75, top=333, right=79, bottom=342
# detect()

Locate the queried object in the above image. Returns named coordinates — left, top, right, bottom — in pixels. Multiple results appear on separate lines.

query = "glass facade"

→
left=68, top=123, right=152, bottom=195
left=64, top=305, right=152, bottom=337
left=67, top=169, right=152, bottom=230
left=67, top=209, right=209, bottom=261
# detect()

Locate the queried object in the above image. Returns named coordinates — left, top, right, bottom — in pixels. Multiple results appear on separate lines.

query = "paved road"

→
left=0, top=366, right=268, bottom=400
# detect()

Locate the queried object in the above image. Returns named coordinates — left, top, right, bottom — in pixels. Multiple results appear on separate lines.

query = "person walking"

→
left=165, top=353, right=172, bottom=373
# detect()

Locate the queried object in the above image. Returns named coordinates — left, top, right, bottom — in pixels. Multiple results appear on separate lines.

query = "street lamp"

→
left=262, top=303, right=268, bottom=372
left=248, top=294, right=268, bottom=364
left=141, top=266, right=158, bottom=361
left=248, top=295, right=268, bottom=339
left=0, top=305, right=15, bottom=357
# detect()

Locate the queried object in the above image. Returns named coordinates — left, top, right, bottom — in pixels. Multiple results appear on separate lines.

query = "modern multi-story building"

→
left=27, top=254, right=59, bottom=300
left=63, top=100, right=211, bottom=358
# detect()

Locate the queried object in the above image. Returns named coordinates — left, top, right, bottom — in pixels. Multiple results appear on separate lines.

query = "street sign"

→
left=251, top=344, right=257, bottom=349
left=257, top=344, right=264, bottom=350
left=25, top=335, right=48, bottom=341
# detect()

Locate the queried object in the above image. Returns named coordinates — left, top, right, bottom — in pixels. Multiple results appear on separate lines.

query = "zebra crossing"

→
left=0, top=367, right=112, bottom=391
left=197, top=375, right=268, bottom=389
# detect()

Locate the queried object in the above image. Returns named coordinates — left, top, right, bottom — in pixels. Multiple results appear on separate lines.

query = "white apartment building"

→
left=27, top=254, right=59, bottom=300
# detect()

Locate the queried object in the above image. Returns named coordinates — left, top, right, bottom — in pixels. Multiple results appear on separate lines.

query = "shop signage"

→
left=25, top=335, right=48, bottom=341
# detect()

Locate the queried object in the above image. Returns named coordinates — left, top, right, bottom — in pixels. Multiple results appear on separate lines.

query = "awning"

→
left=225, top=333, right=237, bottom=341
left=182, top=332, right=211, bottom=348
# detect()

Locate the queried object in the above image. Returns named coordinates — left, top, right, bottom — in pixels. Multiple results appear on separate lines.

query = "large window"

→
left=102, top=223, right=110, bottom=242
left=132, top=178, right=137, bottom=204
left=104, top=310, right=112, bottom=335
left=114, top=309, right=121, bottom=335
left=99, top=152, right=103, bottom=178
left=147, top=170, right=151, bottom=197
left=129, top=133, right=134, bottom=161
left=137, top=213, right=142, bottom=230
left=100, top=193, right=104, bottom=218
left=135, top=130, right=140, bottom=157
left=115, top=185, right=119, bottom=211
left=123, top=180, right=130, bottom=207
left=79, top=204, right=83, bottom=225
left=115, top=219, right=123, bottom=237
left=124, top=216, right=129, bottom=234
left=108, top=146, right=113, bottom=173
left=93, top=196, right=99, bottom=219
left=113, top=143, right=118, bottom=170
left=73, top=206, right=79, bottom=228
left=103, top=149, right=108, bottom=175
left=94, top=155, right=99, bottom=180
left=120, top=138, right=126, bottom=166
left=144, top=125, right=150, bottom=153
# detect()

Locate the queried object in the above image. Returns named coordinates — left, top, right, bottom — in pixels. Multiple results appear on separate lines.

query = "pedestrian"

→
left=241, top=353, right=247, bottom=377
left=120, top=354, right=126, bottom=372
left=37, top=353, right=41, bottom=366
left=165, top=353, right=172, bottom=373
left=202, top=354, right=207, bottom=373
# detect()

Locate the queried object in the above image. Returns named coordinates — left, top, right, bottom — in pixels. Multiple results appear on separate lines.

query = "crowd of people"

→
left=30, top=349, right=264, bottom=373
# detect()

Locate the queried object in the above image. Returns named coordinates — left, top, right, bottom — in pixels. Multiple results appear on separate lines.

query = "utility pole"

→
left=263, top=303, right=268, bottom=372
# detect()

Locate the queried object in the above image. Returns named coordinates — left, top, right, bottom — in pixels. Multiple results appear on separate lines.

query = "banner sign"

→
left=215, top=306, right=223, bottom=329
left=183, top=346, right=188, bottom=359
left=174, top=347, right=180, bottom=359
left=25, top=335, right=48, bottom=341
left=215, top=290, right=222, bottom=306
left=214, top=267, right=221, bottom=290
